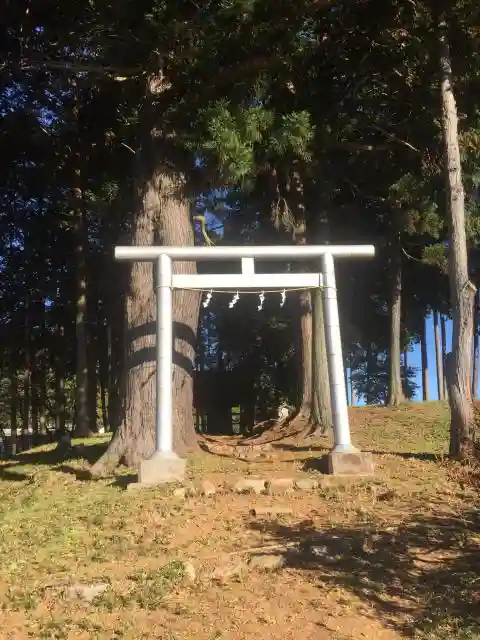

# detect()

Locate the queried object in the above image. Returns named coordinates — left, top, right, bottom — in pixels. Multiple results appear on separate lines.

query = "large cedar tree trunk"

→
left=291, top=173, right=313, bottom=419
left=438, top=14, right=476, bottom=457
left=421, top=316, right=430, bottom=401
left=297, top=288, right=313, bottom=417
left=387, top=225, right=404, bottom=406
left=91, top=160, right=200, bottom=474
left=310, top=287, right=332, bottom=432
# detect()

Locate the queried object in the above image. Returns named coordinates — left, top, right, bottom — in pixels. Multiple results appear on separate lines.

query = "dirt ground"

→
left=0, top=403, right=479, bottom=639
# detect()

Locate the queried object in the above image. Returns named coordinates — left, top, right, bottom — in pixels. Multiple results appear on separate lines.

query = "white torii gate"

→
left=115, top=244, right=375, bottom=485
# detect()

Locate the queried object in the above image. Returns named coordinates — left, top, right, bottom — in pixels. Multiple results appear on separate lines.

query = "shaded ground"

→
left=0, top=402, right=479, bottom=639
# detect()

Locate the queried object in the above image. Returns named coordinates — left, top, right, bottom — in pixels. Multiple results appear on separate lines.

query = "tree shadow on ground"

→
left=0, top=467, right=31, bottom=482
left=2, top=442, right=109, bottom=467
left=272, top=441, right=441, bottom=463
left=249, top=508, right=480, bottom=638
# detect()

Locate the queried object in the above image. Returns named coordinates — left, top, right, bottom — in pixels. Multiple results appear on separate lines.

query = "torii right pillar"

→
left=321, top=252, right=374, bottom=476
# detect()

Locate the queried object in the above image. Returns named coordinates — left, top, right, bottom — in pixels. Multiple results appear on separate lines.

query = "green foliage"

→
left=196, top=101, right=314, bottom=185
left=423, top=244, right=448, bottom=273
left=198, top=102, right=273, bottom=183
left=267, top=111, right=314, bottom=162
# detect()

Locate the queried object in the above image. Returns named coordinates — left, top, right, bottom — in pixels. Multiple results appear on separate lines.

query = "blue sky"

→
left=408, top=314, right=453, bottom=402
left=347, top=313, right=459, bottom=405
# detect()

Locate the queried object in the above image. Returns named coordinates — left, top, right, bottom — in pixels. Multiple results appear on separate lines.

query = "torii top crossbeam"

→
left=115, top=244, right=375, bottom=261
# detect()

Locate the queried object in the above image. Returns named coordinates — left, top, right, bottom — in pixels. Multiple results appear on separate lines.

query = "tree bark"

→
left=91, top=158, right=200, bottom=474
left=9, top=360, right=18, bottom=456
left=87, top=325, right=98, bottom=432
left=434, top=312, right=444, bottom=400
left=350, top=371, right=357, bottom=406
left=421, top=316, right=430, bottom=401
left=31, top=346, right=39, bottom=437
left=402, top=349, right=408, bottom=398
left=55, top=325, right=67, bottom=433
left=290, top=171, right=313, bottom=419
left=310, top=287, right=332, bottom=432
left=99, top=323, right=109, bottom=432
left=366, top=344, right=374, bottom=405
left=73, top=161, right=91, bottom=436
left=472, top=290, right=479, bottom=399
left=38, top=360, right=47, bottom=438
left=102, top=214, right=126, bottom=434
left=297, top=288, right=313, bottom=417
left=23, top=298, right=31, bottom=442
left=387, top=224, right=404, bottom=406
left=438, top=13, right=476, bottom=457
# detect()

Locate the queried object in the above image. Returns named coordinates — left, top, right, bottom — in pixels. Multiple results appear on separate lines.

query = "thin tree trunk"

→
left=366, top=345, right=374, bottom=405
left=434, top=312, right=444, bottom=400
left=310, top=287, right=332, bottom=433
left=9, top=361, right=18, bottom=456
left=387, top=225, right=404, bottom=406
left=402, top=349, right=408, bottom=398
left=38, top=361, right=47, bottom=438
left=104, top=231, right=125, bottom=434
left=344, top=357, right=349, bottom=406
left=440, top=314, right=448, bottom=400
left=350, top=370, right=357, bottom=406
left=23, top=298, right=31, bottom=445
left=37, top=297, right=47, bottom=440
left=73, top=172, right=90, bottom=437
left=99, top=323, right=109, bottom=432
left=55, top=325, right=66, bottom=433
left=438, top=13, right=475, bottom=457
left=31, top=346, right=39, bottom=438
left=421, top=317, right=430, bottom=401
left=87, top=327, right=98, bottom=433
left=87, top=266, right=99, bottom=432
left=472, top=290, right=479, bottom=399
left=91, top=158, right=200, bottom=474
left=100, top=375, right=108, bottom=433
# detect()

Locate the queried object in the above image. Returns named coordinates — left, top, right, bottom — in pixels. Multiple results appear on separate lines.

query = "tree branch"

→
left=3, top=58, right=145, bottom=78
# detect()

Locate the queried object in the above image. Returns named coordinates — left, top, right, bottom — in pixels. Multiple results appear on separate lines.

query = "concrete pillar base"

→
left=137, top=451, right=186, bottom=487
left=327, top=450, right=374, bottom=476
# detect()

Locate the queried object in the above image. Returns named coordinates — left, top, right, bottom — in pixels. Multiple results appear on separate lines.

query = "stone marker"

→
left=249, top=554, right=285, bottom=570
left=199, top=480, right=216, bottom=496
left=138, top=451, right=186, bottom=486
left=212, top=560, right=246, bottom=582
left=327, top=450, right=374, bottom=476
left=182, top=561, right=196, bottom=584
left=232, top=478, right=267, bottom=494
left=294, top=478, right=319, bottom=491
left=267, top=477, right=295, bottom=494
left=185, top=483, right=198, bottom=497
left=66, top=583, right=108, bottom=603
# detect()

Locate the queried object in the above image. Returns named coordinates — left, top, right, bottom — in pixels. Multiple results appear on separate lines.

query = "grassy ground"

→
left=0, top=402, right=479, bottom=639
